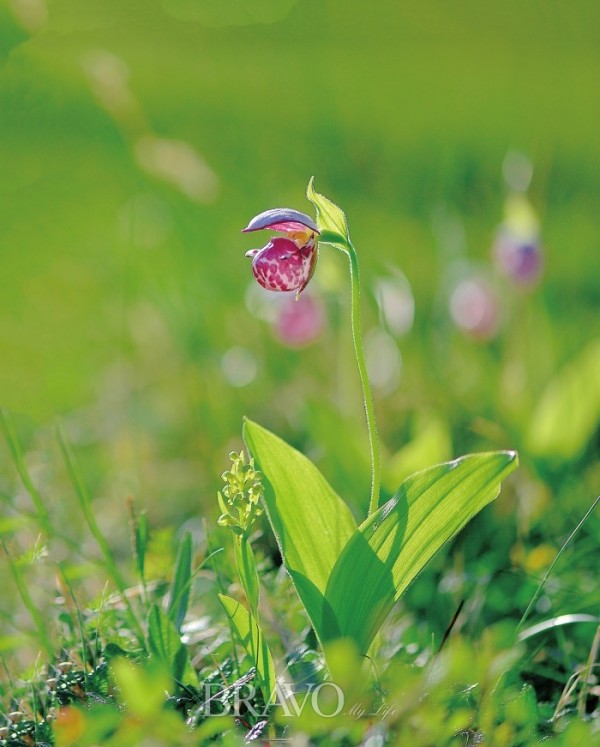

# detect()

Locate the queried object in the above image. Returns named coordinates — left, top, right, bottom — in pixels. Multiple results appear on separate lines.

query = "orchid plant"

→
left=219, top=178, right=518, bottom=696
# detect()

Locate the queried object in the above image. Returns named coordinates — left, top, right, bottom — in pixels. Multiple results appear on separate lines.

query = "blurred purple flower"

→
left=493, top=228, right=543, bottom=287
left=492, top=191, right=544, bottom=288
left=243, top=208, right=319, bottom=293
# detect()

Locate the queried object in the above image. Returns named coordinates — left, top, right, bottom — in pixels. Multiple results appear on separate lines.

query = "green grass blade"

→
left=0, top=408, right=52, bottom=536
left=57, top=563, right=93, bottom=669
left=127, top=496, right=148, bottom=591
left=0, top=539, right=53, bottom=658
left=324, top=451, right=518, bottom=652
left=147, top=604, right=197, bottom=686
left=57, top=425, right=146, bottom=646
left=167, top=531, right=192, bottom=632
left=243, top=418, right=357, bottom=638
left=515, top=494, right=600, bottom=636
left=218, top=593, right=275, bottom=701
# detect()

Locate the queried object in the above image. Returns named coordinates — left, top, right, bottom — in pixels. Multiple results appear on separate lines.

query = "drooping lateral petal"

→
left=242, top=208, right=319, bottom=235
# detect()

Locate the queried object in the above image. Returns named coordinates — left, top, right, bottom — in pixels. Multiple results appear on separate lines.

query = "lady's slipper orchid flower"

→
left=243, top=208, right=320, bottom=294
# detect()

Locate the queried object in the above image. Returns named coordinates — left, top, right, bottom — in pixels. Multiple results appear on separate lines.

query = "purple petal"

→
left=493, top=230, right=543, bottom=286
left=242, top=208, right=319, bottom=235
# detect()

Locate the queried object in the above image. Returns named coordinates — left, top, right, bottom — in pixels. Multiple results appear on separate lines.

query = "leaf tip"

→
left=306, top=176, right=317, bottom=203
left=242, top=417, right=261, bottom=458
left=242, top=416, right=256, bottom=436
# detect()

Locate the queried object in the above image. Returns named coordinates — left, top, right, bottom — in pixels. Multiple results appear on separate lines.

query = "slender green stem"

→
left=334, top=240, right=381, bottom=516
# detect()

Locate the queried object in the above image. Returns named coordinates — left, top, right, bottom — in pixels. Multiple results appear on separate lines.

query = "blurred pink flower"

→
left=243, top=208, right=319, bottom=293
left=273, top=293, right=325, bottom=348
left=450, top=276, right=501, bottom=341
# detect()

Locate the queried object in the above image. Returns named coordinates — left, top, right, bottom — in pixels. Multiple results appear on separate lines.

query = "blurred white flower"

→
left=374, top=272, right=414, bottom=337
left=134, top=136, right=218, bottom=203
left=82, top=50, right=138, bottom=120
left=365, top=328, right=402, bottom=392
left=221, top=346, right=257, bottom=387
left=10, top=0, right=47, bottom=33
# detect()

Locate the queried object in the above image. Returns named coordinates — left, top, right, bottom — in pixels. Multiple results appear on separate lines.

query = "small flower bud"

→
left=216, top=451, right=264, bottom=534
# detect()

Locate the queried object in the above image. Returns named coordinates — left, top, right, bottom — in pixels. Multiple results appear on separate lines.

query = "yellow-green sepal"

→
left=306, top=177, right=350, bottom=244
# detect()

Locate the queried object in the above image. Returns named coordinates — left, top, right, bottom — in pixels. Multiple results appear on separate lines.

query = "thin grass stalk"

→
left=515, top=494, right=600, bottom=637
left=0, top=408, right=52, bottom=536
left=56, top=425, right=146, bottom=647
left=1, top=538, right=53, bottom=658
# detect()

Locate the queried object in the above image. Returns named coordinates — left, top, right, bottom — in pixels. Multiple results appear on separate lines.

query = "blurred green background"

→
left=0, top=0, right=599, bottom=644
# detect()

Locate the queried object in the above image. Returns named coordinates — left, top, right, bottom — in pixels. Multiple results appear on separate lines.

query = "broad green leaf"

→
left=306, top=177, right=349, bottom=244
left=218, top=593, right=275, bottom=700
left=167, top=531, right=192, bottom=632
left=527, top=338, right=600, bottom=460
left=243, top=418, right=357, bottom=639
left=324, top=451, right=518, bottom=652
left=234, top=536, right=260, bottom=618
left=147, top=604, right=197, bottom=686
